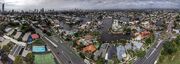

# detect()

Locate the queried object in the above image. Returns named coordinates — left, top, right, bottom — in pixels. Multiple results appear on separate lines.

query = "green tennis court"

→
left=34, top=53, right=56, bottom=64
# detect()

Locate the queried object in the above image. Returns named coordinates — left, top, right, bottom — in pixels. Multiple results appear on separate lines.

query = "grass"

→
left=158, top=47, right=180, bottom=64
left=32, top=39, right=44, bottom=45
left=34, top=53, right=56, bottom=64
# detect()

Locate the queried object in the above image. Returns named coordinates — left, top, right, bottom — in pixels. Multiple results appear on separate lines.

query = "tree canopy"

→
left=25, top=53, right=34, bottom=64
left=14, top=56, right=23, bottom=64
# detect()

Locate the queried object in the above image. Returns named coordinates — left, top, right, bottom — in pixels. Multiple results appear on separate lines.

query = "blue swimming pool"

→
left=32, top=46, right=46, bottom=52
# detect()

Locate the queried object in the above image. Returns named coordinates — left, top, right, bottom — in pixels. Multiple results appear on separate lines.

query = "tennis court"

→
left=34, top=53, right=56, bottom=64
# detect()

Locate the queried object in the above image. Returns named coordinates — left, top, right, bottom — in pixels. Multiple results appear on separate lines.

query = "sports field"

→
left=34, top=53, right=56, bottom=64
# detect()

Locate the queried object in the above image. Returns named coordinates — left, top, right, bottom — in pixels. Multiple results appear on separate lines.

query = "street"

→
left=31, top=24, right=85, bottom=64
left=134, top=20, right=174, bottom=64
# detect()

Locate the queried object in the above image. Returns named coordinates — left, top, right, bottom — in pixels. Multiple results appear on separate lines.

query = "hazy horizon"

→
left=1, top=0, right=180, bottom=11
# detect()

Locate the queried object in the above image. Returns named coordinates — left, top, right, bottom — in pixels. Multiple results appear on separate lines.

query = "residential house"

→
left=13, top=20, right=19, bottom=23
left=131, top=40, right=143, bottom=51
left=0, top=39, right=11, bottom=48
left=8, top=45, right=25, bottom=61
left=140, top=31, right=150, bottom=39
left=13, top=32, right=22, bottom=39
left=107, top=45, right=117, bottom=60
left=125, top=43, right=132, bottom=50
left=93, top=43, right=109, bottom=60
left=116, top=45, right=126, bottom=61
left=173, top=29, right=180, bottom=34
left=93, top=50, right=101, bottom=60
left=22, top=32, right=31, bottom=42
left=0, top=37, right=5, bottom=42
left=7, top=29, right=15, bottom=36
left=4, top=27, right=13, bottom=33
left=83, top=44, right=96, bottom=53
left=32, top=21, right=38, bottom=24
left=77, top=35, right=94, bottom=46
left=134, top=30, right=150, bottom=40
left=84, top=59, right=91, bottom=64
left=100, top=43, right=109, bottom=58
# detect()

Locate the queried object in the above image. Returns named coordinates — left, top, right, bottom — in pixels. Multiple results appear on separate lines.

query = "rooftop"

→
left=31, top=34, right=40, bottom=39
left=83, top=44, right=96, bottom=53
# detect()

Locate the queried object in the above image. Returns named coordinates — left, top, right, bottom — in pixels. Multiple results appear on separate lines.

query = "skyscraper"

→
left=41, top=8, right=44, bottom=13
left=2, top=3, right=4, bottom=12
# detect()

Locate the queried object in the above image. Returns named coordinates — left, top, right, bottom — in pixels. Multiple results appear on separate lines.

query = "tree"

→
left=2, top=45, right=10, bottom=53
left=92, top=31, right=100, bottom=36
left=43, top=30, right=52, bottom=36
left=119, top=39, right=127, bottom=46
left=162, top=41, right=177, bottom=55
left=79, top=52, right=85, bottom=59
left=123, top=28, right=131, bottom=33
left=175, top=35, right=180, bottom=46
left=25, top=53, right=34, bottom=64
left=112, top=55, right=120, bottom=64
left=14, top=56, right=23, bottom=64
left=9, top=22, right=19, bottom=27
left=145, top=38, right=151, bottom=45
left=1, top=54, right=8, bottom=64
left=33, top=39, right=44, bottom=45
left=145, top=34, right=155, bottom=45
left=96, top=57, right=105, bottom=64
left=136, top=50, right=146, bottom=58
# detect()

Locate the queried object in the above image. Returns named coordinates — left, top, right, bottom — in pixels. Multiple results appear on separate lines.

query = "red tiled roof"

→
left=31, top=34, right=39, bottom=39
left=83, top=45, right=96, bottom=53
left=140, top=31, right=150, bottom=37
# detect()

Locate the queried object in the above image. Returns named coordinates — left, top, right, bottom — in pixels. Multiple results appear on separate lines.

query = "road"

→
left=134, top=20, right=174, bottom=64
left=30, top=24, right=85, bottom=64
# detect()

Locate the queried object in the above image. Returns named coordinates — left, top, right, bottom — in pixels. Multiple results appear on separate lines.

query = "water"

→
left=32, top=46, right=46, bottom=52
left=60, top=17, right=131, bottom=42
left=99, top=18, right=131, bottom=42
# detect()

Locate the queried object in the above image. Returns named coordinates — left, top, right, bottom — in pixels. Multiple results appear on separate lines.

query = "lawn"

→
left=34, top=53, right=56, bottom=64
left=32, top=39, right=44, bottom=45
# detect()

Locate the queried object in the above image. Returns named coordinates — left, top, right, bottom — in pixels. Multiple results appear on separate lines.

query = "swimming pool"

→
left=32, top=46, right=46, bottom=52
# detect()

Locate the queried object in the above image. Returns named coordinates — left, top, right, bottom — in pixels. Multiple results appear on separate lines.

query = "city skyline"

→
left=1, top=0, right=180, bottom=11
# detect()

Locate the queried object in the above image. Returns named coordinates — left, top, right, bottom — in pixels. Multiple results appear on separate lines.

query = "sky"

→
left=1, top=0, right=180, bottom=10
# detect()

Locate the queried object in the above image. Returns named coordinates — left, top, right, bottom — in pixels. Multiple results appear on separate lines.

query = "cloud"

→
left=2, top=0, right=180, bottom=10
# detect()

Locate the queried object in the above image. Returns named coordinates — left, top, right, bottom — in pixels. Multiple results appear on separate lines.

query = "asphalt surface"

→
left=31, top=24, right=85, bottom=64
left=42, top=36, right=85, bottom=64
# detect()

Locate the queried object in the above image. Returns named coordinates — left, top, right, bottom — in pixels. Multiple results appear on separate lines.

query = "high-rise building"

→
left=2, top=3, right=5, bottom=12
left=41, top=8, right=44, bottom=13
